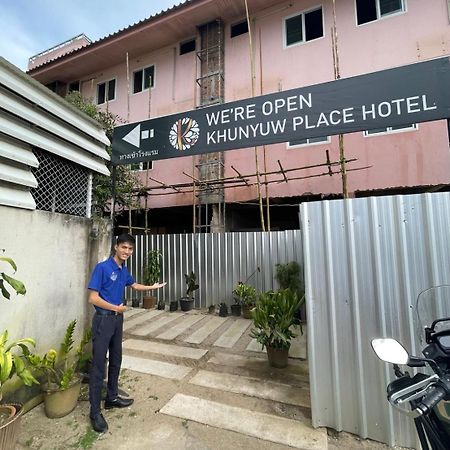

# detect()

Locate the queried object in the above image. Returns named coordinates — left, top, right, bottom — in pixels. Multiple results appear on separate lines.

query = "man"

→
left=87, top=233, right=166, bottom=433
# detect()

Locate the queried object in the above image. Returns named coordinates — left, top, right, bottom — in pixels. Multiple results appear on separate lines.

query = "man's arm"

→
left=131, top=281, right=167, bottom=291
left=88, top=290, right=127, bottom=313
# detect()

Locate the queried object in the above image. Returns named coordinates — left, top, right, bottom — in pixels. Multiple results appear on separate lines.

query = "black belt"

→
left=95, top=309, right=118, bottom=316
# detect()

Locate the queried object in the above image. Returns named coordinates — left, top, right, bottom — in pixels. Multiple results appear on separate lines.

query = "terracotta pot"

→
left=0, top=403, right=23, bottom=450
left=267, top=346, right=289, bottom=368
left=43, top=377, right=82, bottom=419
left=142, top=295, right=157, bottom=309
left=242, top=304, right=254, bottom=319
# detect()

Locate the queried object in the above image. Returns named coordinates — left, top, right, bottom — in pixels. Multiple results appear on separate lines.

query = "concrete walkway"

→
left=120, top=307, right=323, bottom=450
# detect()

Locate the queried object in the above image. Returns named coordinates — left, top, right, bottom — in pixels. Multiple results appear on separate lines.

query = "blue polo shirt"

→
left=88, top=257, right=135, bottom=310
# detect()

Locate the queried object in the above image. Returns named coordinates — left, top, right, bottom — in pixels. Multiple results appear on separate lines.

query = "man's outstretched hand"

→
left=151, top=281, right=167, bottom=289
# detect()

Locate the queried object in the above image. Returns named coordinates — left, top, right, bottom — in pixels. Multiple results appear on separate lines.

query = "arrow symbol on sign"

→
left=123, top=124, right=141, bottom=148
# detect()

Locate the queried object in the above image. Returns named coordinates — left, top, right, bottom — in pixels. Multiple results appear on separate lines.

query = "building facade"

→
left=27, top=0, right=450, bottom=233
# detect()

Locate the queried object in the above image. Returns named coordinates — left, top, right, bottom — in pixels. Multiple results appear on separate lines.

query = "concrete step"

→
left=156, top=314, right=206, bottom=340
left=160, top=393, right=327, bottom=450
left=131, top=312, right=184, bottom=336
left=123, top=338, right=208, bottom=361
left=184, top=316, right=228, bottom=344
left=123, top=309, right=165, bottom=332
left=213, top=319, right=251, bottom=348
left=189, top=369, right=310, bottom=407
left=121, top=354, right=192, bottom=380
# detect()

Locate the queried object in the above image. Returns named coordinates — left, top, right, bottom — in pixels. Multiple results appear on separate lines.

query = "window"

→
left=133, top=66, right=155, bottom=94
left=231, top=20, right=249, bottom=38
left=130, top=161, right=153, bottom=171
left=97, top=79, right=116, bottom=104
left=285, top=7, right=323, bottom=47
left=288, top=136, right=330, bottom=147
left=363, top=123, right=417, bottom=136
left=68, top=81, right=80, bottom=93
left=356, top=0, right=405, bottom=25
left=180, top=39, right=196, bottom=55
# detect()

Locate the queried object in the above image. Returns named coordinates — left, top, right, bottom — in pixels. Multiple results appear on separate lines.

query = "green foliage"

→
left=144, top=250, right=162, bottom=285
left=233, top=282, right=257, bottom=306
left=184, top=272, right=199, bottom=298
left=0, top=255, right=26, bottom=300
left=250, top=289, right=300, bottom=350
left=275, top=261, right=305, bottom=308
left=28, top=320, right=92, bottom=391
left=64, top=92, right=141, bottom=216
left=0, top=330, right=39, bottom=401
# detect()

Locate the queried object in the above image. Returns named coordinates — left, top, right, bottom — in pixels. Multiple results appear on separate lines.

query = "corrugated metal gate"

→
left=302, top=192, right=450, bottom=448
left=128, top=230, right=302, bottom=308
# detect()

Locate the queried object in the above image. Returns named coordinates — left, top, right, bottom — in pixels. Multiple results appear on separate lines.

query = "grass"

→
left=71, top=428, right=99, bottom=449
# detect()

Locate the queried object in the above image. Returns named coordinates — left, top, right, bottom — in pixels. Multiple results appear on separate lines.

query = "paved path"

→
left=122, top=308, right=321, bottom=449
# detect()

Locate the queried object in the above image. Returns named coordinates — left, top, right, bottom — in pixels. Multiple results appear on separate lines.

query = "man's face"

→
left=114, top=242, right=134, bottom=262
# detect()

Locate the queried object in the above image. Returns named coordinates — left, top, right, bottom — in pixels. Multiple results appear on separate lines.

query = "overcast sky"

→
left=0, top=0, right=183, bottom=71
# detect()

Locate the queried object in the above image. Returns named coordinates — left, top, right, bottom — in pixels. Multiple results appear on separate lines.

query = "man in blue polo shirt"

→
left=87, top=233, right=166, bottom=433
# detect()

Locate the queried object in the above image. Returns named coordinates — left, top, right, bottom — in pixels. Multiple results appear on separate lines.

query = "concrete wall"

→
left=0, top=206, right=111, bottom=354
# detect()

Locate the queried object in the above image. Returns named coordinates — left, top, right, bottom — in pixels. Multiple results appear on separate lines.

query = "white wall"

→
left=0, top=206, right=111, bottom=353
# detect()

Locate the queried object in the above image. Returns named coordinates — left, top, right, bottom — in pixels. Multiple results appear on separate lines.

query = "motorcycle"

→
left=371, top=285, right=450, bottom=450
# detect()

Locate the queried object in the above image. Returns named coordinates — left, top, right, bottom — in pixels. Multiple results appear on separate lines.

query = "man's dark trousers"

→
left=89, top=313, right=123, bottom=417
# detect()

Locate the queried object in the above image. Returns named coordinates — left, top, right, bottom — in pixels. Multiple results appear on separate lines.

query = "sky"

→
left=0, top=0, right=184, bottom=71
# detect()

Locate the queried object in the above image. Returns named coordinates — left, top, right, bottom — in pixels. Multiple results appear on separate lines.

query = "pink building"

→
left=28, top=0, right=450, bottom=233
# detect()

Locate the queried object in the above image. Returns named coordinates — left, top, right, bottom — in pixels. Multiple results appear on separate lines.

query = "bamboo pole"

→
left=332, top=0, right=348, bottom=198
left=245, top=0, right=265, bottom=231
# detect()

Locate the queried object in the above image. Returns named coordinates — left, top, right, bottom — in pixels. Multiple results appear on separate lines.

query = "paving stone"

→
left=156, top=314, right=205, bottom=340
left=213, top=319, right=251, bottom=348
left=121, top=354, right=192, bottom=380
left=190, top=370, right=310, bottom=407
left=160, top=393, right=327, bottom=449
left=184, top=316, right=228, bottom=344
left=123, top=338, right=208, bottom=360
left=123, top=309, right=165, bottom=331
left=124, top=308, right=147, bottom=319
left=131, top=312, right=184, bottom=336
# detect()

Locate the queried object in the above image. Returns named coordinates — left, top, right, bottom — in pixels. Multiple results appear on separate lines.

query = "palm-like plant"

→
left=0, top=256, right=26, bottom=300
left=250, top=289, right=300, bottom=350
left=233, top=282, right=257, bottom=306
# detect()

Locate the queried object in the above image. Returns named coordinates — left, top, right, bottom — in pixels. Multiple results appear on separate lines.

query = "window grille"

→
left=31, top=149, right=91, bottom=217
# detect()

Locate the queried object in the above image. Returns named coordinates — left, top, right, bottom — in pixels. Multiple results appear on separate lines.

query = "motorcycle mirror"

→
left=371, top=338, right=409, bottom=365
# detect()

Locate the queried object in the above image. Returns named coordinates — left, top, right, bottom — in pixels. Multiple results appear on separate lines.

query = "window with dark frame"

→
left=288, top=136, right=329, bottom=146
left=180, top=39, right=196, bottom=55
left=133, top=65, right=155, bottom=94
left=130, top=161, right=153, bottom=171
left=97, top=79, right=116, bottom=105
left=356, top=0, right=404, bottom=25
left=285, top=7, right=323, bottom=46
left=231, top=20, right=249, bottom=38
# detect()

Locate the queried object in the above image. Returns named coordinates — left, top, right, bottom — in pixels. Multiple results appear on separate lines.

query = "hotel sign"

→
left=112, top=57, right=450, bottom=165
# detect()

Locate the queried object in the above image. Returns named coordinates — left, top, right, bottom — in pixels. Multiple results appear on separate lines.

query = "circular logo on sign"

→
left=169, top=117, right=200, bottom=151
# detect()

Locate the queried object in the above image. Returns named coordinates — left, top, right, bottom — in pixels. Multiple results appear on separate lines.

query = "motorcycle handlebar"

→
left=415, top=384, right=447, bottom=416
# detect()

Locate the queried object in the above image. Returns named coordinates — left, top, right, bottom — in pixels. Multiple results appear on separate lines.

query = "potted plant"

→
left=219, top=302, right=228, bottom=317
left=142, top=250, right=162, bottom=309
left=275, top=261, right=306, bottom=326
left=157, top=298, right=166, bottom=310
left=250, top=289, right=300, bottom=368
left=28, top=320, right=92, bottom=418
left=0, top=255, right=37, bottom=450
left=179, top=271, right=199, bottom=312
left=233, top=282, right=256, bottom=319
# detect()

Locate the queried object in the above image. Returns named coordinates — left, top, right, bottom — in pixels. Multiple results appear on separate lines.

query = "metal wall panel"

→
left=302, top=193, right=450, bottom=448
left=128, top=230, right=302, bottom=308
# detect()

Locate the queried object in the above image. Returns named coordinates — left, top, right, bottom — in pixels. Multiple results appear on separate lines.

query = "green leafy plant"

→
left=144, top=250, right=162, bottom=285
left=233, top=282, right=257, bottom=306
left=28, top=320, right=92, bottom=390
left=275, top=262, right=304, bottom=298
left=184, top=272, right=199, bottom=299
left=0, top=331, right=38, bottom=401
left=250, top=289, right=300, bottom=350
left=0, top=255, right=26, bottom=300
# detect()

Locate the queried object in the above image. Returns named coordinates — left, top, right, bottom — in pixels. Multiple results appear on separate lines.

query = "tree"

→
left=65, top=92, right=141, bottom=216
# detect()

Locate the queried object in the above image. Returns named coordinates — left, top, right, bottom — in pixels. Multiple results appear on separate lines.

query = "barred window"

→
left=31, top=149, right=92, bottom=217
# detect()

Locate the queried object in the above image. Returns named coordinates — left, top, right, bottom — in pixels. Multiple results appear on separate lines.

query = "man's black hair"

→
left=116, top=233, right=135, bottom=246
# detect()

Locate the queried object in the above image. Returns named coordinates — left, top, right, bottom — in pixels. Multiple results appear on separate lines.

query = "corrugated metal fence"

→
left=128, top=230, right=302, bottom=308
left=302, top=192, right=450, bottom=448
